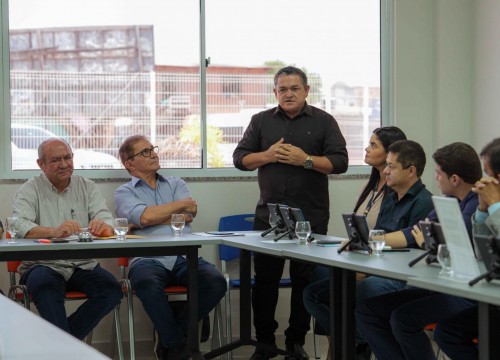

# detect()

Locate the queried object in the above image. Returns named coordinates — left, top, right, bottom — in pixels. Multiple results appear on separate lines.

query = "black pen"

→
left=71, top=209, right=75, bottom=220
left=382, top=249, right=410, bottom=252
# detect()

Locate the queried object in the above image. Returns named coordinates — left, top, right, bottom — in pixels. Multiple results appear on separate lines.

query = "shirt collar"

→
left=274, top=101, right=312, bottom=119
left=41, top=172, right=72, bottom=193
left=130, top=173, right=166, bottom=187
left=390, top=178, right=425, bottom=201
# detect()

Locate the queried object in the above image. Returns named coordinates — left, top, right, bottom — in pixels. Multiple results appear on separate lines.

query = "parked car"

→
left=11, top=124, right=122, bottom=170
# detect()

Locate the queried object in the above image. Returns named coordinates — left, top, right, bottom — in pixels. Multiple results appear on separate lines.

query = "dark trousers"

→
left=356, top=287, right=475, bottom=360
left=22, top=264, right=122, bottom=340
left=252, top=216, right=316, bottom=345
left=434, top=305, right=500, bottom=360
left=129, top=256, right=227, bottom=348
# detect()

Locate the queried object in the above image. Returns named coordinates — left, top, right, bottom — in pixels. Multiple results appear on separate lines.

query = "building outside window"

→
left=3, top=0, right=383, bottom=174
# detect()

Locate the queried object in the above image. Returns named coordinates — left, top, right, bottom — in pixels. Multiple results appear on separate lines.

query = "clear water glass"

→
left=114, top=218, right=128, bottom=241
left=295, top=221, right=311, bottom=245
left=369, top=229, right=386, bottom=256
left=437, top=244, right=453, bottom=276
left=171, top=214, right=185, bottom=236
left=5, top=217, right=20, bottom=244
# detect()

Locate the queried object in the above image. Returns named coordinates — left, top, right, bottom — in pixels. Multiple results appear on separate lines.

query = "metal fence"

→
left=10, top=70, right=379, bottom=169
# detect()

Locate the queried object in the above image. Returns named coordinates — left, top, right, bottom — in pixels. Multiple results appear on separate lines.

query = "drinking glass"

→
left=114, top=218, right=128, bottom=241
left=437, top=244, right=453, bottom=276
left=171, top=214, right=185, bottom=236
left=295, top=221, right=311, bottom=245
left=368, top=229, right=386, bottom=256
left=5, top=217, right=20, bottom=244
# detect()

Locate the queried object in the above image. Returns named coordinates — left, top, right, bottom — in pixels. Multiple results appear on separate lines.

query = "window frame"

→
left=0, top=0, right=392, bottom=180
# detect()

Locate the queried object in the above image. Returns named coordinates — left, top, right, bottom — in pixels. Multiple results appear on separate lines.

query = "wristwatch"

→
left=303, top=155, right=313, bottom=169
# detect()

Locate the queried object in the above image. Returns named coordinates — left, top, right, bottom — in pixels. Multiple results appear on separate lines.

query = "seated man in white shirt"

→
left=13, top=138, right=122, bottom=339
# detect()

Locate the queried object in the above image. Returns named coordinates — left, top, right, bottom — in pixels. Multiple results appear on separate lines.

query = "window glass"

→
left=8, top=0, right=200, bottom=170
left=6, top=0, right=381, bottom=173
left=205, top=0, right=381, bottom=167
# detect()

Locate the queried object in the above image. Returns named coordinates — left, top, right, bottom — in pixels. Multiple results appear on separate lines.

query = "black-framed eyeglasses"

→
left=128, top=146, right=159, bottom=160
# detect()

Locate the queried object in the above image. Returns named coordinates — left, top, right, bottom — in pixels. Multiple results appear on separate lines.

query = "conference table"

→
left=205, top=232, right=499, bottom=360
left=0, top=235, right=222, bottom=360
left=408, top=275, right=500, bottom=360
left=0, top=293, right=110, bottom=359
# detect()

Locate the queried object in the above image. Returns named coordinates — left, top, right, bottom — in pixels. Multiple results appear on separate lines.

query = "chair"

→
left=7, top=259, right=124, bottom=360
left=116, top=257, right=224, bottom=360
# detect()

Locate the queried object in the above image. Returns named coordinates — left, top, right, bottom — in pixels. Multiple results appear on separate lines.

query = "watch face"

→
left=304, top=159, right=313, bottom=169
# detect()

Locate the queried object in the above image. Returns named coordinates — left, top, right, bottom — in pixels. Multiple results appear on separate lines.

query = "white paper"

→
left=432, top=196, right=481, bottom=279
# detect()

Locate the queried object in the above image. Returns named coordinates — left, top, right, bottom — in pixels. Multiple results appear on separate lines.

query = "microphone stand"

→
left=469, top=260, right=500, bottom=286
left=337, top=232, right=359, bottom=254
left=408, top=250, right=431, bottom=267
left=261, top=220, right=284, bottom=237
left=274, top=229, right=293, bottom=242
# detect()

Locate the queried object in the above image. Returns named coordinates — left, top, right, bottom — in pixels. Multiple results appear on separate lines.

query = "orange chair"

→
left=7, top=258, right=125, bottom=360
left=116, top=257, right=224, bottom=360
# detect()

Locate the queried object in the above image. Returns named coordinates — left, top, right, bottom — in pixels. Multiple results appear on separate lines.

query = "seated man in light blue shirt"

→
left=114, top=135, right=227, bottom=360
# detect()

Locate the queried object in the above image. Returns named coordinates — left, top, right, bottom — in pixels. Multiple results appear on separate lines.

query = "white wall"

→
left=3, top=0, right=500, bottom=353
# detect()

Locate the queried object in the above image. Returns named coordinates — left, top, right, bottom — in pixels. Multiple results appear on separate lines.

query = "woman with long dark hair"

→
left=306, top=126, right=407, bottom=360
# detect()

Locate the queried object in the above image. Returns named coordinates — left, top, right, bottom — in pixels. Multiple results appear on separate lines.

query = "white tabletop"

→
left=0, top=295, right=110, bottom=359
left=222, top=233, right=439, bottom=281
left=408, top=276, right=500, bottom=306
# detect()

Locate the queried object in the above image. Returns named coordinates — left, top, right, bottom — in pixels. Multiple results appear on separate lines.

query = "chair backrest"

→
left=7, top=260, right=22, bottom=286
left=218, top=214, right=254, bottom=262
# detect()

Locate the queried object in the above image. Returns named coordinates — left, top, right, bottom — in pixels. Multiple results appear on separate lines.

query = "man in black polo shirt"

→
left=233, top=66, right=348, bottom=360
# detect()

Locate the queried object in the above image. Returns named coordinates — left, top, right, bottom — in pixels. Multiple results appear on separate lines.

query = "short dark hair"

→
left=479, top=138, right=500, bottom=157
left=487, top=143, right=500, bottom=177
left=274, top=66, right=308, bottom=88
left=118, top=135, right=148, bottom=165
left=432, top=142, right=482, bottom=184
left=388, top=140, right=426, bottom=177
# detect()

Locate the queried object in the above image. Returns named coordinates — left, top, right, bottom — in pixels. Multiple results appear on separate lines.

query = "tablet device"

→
left=419, top=221, right=446, bottom=264
left=267, top=203, right=287, bottom=230
left=279, top=205, right=296, bottom=237
left=290, top=208, right=306, bottom=223
left=342, top=213, right=370, bottom=246
left=475, top=234, right=499, bottom=271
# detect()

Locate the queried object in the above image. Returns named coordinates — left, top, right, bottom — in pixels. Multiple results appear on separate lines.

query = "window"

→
left=1, top=0, right=387, bottom=178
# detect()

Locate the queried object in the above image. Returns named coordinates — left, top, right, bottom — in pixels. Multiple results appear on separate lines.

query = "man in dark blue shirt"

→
left=356, top=142, right=483, bottom=360
left=304, top=140, right=433, bottom=348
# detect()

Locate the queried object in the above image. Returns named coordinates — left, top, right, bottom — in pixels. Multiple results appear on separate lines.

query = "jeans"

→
left=21, top=264, right=122, bottom=340
left=129, top=256, right=227, bottom=348
left=303, top=275, right=406, bottom=338
left=356, top=288, right=475, bottom=360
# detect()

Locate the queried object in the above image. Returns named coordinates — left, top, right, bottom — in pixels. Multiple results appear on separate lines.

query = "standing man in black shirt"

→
left=233, top=66, right=348, bottom=360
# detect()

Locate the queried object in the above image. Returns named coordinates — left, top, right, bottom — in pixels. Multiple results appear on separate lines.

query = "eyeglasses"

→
left=128, top=146, right=159, bottom=160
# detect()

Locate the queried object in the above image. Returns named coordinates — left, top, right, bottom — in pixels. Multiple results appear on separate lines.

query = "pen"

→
left=71, top=209, right=76, bottom=220
left=382, top=249, right=410, bottom=252
left=33, top=239, right=52, bottom=244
